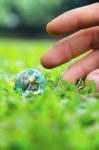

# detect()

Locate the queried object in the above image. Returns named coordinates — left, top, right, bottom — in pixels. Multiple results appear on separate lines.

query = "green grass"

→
left=0, top=38, right=99, bottom=150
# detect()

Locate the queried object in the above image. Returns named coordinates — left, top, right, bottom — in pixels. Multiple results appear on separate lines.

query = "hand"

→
left=41, top=3, right=99, bottom=91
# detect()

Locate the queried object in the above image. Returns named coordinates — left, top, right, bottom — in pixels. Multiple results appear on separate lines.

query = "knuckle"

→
left=79, top=28, right=99, bottom=49
left=79, top=29, right=90, bottom=37
left=92, top=27, right=99, bottom=49
left=94, top=28, right=99, bottom=46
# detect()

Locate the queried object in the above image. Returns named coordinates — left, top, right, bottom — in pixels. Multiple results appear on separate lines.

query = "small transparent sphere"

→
left=14, top=69, right=45, bottom=97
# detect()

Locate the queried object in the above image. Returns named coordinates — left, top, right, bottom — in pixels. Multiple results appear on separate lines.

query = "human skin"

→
left=41, top=3, right=99, bottom=91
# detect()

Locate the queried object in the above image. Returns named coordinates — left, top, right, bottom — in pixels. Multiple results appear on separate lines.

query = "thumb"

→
left=85, top=69, right=99, bottom=92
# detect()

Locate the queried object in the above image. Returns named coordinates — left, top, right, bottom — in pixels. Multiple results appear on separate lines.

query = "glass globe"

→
left=14, top=69, right=45, bottom=97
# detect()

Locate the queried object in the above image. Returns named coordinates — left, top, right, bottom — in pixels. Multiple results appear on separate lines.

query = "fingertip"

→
left=40, top=55, right=48, bottom=68
left=46, top=22, right=56, bottom=35
left=40, top=55, right=53, bottom=69
left=63, top=71, right=76, bottom=83
left=46, top=20, right=62, bottom=35
left=46, top=22, right=52, bottom=34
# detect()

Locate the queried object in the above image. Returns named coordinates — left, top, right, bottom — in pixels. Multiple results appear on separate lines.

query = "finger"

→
left=85, top=69, right=99, bottom=92
left=63, top=50, right=99, bottom=83
left=41, top=27, right=99, bottom=69
left=47, top=3, right=99, bottom=35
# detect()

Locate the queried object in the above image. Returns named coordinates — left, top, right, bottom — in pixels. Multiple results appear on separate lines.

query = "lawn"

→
left=0, top=38, right=99, bottom=150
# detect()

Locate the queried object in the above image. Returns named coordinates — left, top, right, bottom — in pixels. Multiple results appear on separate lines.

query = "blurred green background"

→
left=0, top=1, right=99, bottom=150
left=0, top=0, right=98, bottom=37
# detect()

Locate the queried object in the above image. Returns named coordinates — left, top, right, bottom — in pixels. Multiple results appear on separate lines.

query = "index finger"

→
left=47, top=3, right=99, bottom=35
